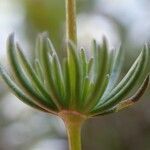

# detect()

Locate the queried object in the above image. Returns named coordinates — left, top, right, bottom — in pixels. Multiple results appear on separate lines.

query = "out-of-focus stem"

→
left=65, top=0, right=77, bottom=45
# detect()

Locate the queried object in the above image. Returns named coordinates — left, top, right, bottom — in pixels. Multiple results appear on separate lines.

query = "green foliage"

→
left=0, top=33, right=149, bottom=117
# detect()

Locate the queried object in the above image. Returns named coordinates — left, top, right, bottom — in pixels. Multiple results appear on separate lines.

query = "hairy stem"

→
left=59, top=111, right=87, bottom=150
left=65, top=0, right=77, bottom=45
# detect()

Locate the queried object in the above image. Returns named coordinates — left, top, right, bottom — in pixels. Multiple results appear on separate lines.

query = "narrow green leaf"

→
left=16, top=43, right=60, bottom=109
left=104, top=47, right=124, bottom=95
left=45, top=35, right=66, bottom=100
left=51, top=54, right=65, bottom=100
left=62, top=58, right=71, bottom=107
left=7, top=34, right=58, bottom=111
left=34, top=59, right=44, bottom=82
left=115, top=75, right=149, bottom=112
left=100, top=50, right=143, bottom=103
left=46, top=36, right=56, bottom=54
left=35, top=33, right=47, bottom=63
left=87, top=57, right=94, bottom=75
left=39, top=34, right=62, bottom=109
left=0, top=66, right=50, bottom=113
left=91, top=75, right=149, bottom=116
left=80, top=48, right=87, bottom=78
left=80, top=76, right=91, bottom=106
left=84, top=38, right=109, bottom=112
left=67, top=41, right=81, bottom=108
left=92, top=39, right=98, bottom=82
left=92, top=47, right=149, bottom=113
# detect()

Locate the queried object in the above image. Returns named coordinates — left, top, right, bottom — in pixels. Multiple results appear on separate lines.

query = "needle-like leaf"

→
left=92, top=47, right=148, bottom=114
left=39, top=34, right=62, bottom=109
left=84, top=38, right=109, bottom=112
left=7, top=34, right=58, bottom=111
left=51, top=54, right=65, bottom=100
left=115, top=75, right=149, bottom=112
left=92, top=75, right=149, bottom=116
left=62, top=58, right=71, bottom=107
left=104, top=47, right=124, bottom=95
left=34, top=59, right=44, bottom=82
left=67, top=41, right=81, bottom=108
left=16, top=44, right=56, bottom=104
left=0, top=65, right=50, bottom=113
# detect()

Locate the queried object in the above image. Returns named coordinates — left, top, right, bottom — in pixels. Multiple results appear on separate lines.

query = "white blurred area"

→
left=0, top=0, right=150, bottom=150
left=96, top=0, right=150, bottom=46
left=0, top=0, right=24, bottom=60
left=78, top=14, right=120, bottom=51
left=29, top=139, right=67, bottom=150
left=0, top=94, right=66, bottom=150
left=77, top=0, right=150, bottom=53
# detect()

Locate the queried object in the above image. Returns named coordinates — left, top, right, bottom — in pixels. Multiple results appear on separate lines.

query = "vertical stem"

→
left=65, top=0, right=77, bottom=108
left=59, top=111, right=87, bottom=150
left=66, top=119, right=82, bottom=150
left=65, top=0, right=77, bottom=45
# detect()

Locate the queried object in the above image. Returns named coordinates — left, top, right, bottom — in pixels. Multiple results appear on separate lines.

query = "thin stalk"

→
left=66, top=120, right=82, bottom=150
left=59, top=111, right=87, bottom=150
left=65, top=0, right=77, bottom=45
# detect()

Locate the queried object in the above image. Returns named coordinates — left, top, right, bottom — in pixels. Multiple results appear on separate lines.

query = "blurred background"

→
left=0, top=0, right=150, bottom=150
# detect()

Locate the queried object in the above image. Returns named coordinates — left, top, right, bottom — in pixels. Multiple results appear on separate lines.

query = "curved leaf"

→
left=51, top=54, right=65, bottom=100
left=16, top=44, right=57, bottom=106
left=104, top=47, right=124, bottom=96
left=34, top=59, right=44, bottom=82
left=92, top=47, right=149, bottom=113
left=67, top=41, right=82, bottom=108
left=84, top=38, right=109, bottom=112
left=62, top=58, right=71, bottom=107
left=7, top=34, right=58, bottom=111
left=92, top=75, right=149, bottom=116
left=0, top=66, right=51, bottom=113
left=39, top=34, right=62, bottom=109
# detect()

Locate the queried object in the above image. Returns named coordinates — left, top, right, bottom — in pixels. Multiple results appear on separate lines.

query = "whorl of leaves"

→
left=0, top=33, right=149, bottom=117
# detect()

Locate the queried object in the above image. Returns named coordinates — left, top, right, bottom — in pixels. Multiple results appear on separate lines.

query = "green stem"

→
left=66, top=120, right=82, bottom=150
left=59, top=111, right=87, bottom=150
left=65, top=0, right=77, bottom=45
